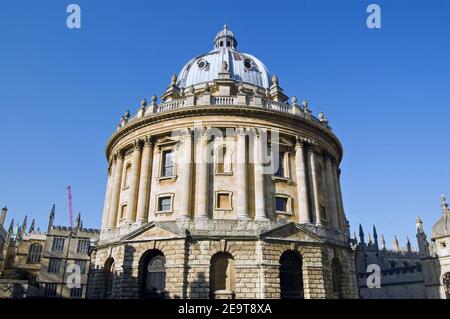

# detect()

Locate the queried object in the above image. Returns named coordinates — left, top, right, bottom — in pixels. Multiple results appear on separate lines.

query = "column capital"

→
left=132, top=139, right=143, bottom=151
left=115, top=149, right=125, bottom=159
left=143, top=135, right=154, bottom=147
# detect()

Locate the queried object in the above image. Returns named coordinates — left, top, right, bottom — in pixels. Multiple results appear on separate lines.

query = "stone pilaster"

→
left=136, top=136, right=153, bottom=223
left=253, top=130, right=267, bottom=220
left=236, top=128, right=249, bottom=220
left=324, top=152, right=339, bottom=229
left=126, top=140, right=142, bottom=223
left=179, top=129, right=193, bottom=220
left=108, top=150, right=125, bottom=228
left=196, top=127, right=209, bottom=219
left=101, top=160, right=115, bottom=230
left=295, top=139, right=310, bottom=223
left=332, top=161, right=345, bottom=229
left=307, top=144, right=321, bottom=226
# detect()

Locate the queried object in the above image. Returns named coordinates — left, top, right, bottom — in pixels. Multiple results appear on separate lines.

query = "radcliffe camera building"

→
left=87, top=26, right=359, bottom=299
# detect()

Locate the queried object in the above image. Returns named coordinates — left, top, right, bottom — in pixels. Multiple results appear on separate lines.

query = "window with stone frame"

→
left=48, top=258, right=61, bottom=273
left=215, top=191, right=232, bottom=211
left=120, top=204, right=127, bottom=220
left=215, top=145, right=232, bottom=174
left=77, top=239, right=90, bottom=254
left=270, top=138, right=292, bottom=179
left=44, top=283, right=58, bottom=297
left=319, top=204, right=328, bottom=222
left=275, top=195, right=292, bottom=215
left=161, top=150, right=175, bottom=177
left=123, top=163, right=132, bottom=188
left=27, top=243, right=43, bottom=264
left=157, top=195, right=173, bottom=213
left=75, top=260, right=88, bottom=274
left=51, top=237, right=65, bottom=252
left=70, top=286, right=83, bottom=298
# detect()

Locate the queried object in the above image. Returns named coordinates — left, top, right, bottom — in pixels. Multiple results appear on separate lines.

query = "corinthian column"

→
left=295, top=139, right=310, bottom=223
left=254, top=129, right=267, bottom=220
left=101, top=160, right=115, bottom=230
left=108, top=150, right=125, bottom=228
left=125, top=140, right=142, bottom=224
left=136, top=136, right=153, bottom=223
left=179, top=128, right=192, bottom=220
left=332, top=162, right=345, bottom=229
left=307, top=144, right=321, bottom=226
left=196, top=128, right=209, bottom=219
left=324, top=152, right=339, bottom=228
left=236, top=128, right=249, bottom=220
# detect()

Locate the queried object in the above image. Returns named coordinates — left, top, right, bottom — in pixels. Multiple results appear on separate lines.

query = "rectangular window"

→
left=51, top=237, right=65, bottom=252
left=48, top=258, right=61, bottom=273
left=77, top=239, right=90, bottom=254
left=70, top=286, right=83, bottom=298
left=158, top=196, right=172, bottom=212
left=44, top=283, right=58, bottom=297
left=320, top=205, right=327, bottom=220
left=120, top=204, right=127, bottom=220
left=275, top=196, right=288, bottom=212
left=162, top=150, right=175, bottom=177
left=216, top=193, right=231, bottom=210
left=75, top=260, right=87, bottom=274
left=274, top=153, right=285, bottom=177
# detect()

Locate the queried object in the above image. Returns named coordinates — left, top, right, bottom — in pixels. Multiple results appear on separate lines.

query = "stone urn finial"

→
left=238, top=82, right=244, bottom=93
left=151, top=95, right=157, bottom=103
left=302, top=98, right=309, bottom=109
left=291, top=96, right=298, bottom=106
left=171, top=74, right=177, bottom=85
left=271, top=75, right=279, bottom=86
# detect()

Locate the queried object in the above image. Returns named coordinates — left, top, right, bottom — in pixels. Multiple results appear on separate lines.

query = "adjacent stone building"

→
left=88, top=26, right=359, bottom=299
left=416, top=195, right=450, bottom=299
left=0, top=205, right=99, bottom=298
left=355, top=225, right=425, bottom=299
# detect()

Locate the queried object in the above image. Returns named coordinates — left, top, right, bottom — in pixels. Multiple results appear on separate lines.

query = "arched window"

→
left=141, top=250, right=166, bottom=298
left=27, top=243, right=42, bottom=264
left=103, top=257, right=115, bottom=298
left=210, top=252, right=235, bottom=299
left=331, top=257, right=344, bottom=299
left=279, top=250, right=304, bottom=299
left=215, top=145, right=232, bottom=174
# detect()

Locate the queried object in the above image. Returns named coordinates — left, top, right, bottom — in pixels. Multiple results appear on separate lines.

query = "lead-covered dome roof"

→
left=177, top=25, right=271, bottom=89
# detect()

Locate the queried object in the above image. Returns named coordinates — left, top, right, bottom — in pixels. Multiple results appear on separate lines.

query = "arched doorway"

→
left=331, top=257, right=344, bottom=299
left=103, top=257, right=115, bottom=298
left=210, top=252, right=235, bottom=299
left=141, top=250, right=166, bottom=298
left=279, top=250, right=304, bottom=299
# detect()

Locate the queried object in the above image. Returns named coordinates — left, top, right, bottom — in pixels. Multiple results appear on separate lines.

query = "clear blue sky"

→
left=0, top=0, right=449, bottom=249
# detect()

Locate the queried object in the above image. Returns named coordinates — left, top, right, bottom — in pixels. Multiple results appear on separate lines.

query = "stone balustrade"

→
left=117, top=93, right=330, bottom=131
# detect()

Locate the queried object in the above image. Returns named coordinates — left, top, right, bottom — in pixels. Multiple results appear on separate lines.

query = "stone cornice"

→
left=105, top=105, right=343, bottom=162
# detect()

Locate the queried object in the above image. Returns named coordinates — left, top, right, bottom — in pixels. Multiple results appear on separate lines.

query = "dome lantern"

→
left=214, top=24, right=237, bottom=49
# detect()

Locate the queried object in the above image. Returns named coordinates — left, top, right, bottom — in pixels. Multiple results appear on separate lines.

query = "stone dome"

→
left=176, top=25, right=271, bottom=89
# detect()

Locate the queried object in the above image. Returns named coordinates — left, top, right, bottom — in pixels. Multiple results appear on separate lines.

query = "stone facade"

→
left=88, top=26, right=359, bottom=299
left=416, top=195, right=450, bottom=299
left=0, top=206, right=99, bottom=298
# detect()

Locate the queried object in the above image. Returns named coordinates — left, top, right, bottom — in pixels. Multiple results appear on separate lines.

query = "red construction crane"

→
left=66, top=186, right=73, bottom=228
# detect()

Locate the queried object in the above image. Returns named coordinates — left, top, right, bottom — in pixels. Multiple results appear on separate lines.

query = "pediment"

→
left=270, top=136, right=294, bottom=148
left=261, top=222, right=324, bottom=243
left=155, top=136, right=179, bottom=148
left=121, top=222, right=185, bottom=242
